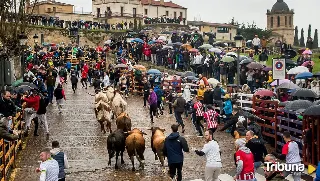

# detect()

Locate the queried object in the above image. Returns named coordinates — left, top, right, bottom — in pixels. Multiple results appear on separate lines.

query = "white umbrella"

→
left=158, top=36, right=167, bottom=41
left=104, top=40, right=112, bottom=44
left=190, top=27, right=199, bottom=31
left=209, top=48, right=222, bottom=54
left=226, top=52, right=238, bottom=57
left=207, top=78, right=220, bottom=85
left=287, top=66, right=309, bottom=75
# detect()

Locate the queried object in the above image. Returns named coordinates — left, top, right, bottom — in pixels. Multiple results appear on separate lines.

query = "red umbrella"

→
left=96, top=46, right=103, bottom=52
left=301, top=61, right=314, bottom=67
left=189, top=48, right=198, bottom=53
left=50, top=43, right=56, bottom=46
left=254, top=89, right=275, bottom=97
left=156, top=40, right=163, bottom=43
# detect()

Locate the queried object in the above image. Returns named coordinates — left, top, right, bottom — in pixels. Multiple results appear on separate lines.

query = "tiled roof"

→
left=140, top=0, right=186, bottom=9
left=30, top=1, right=73, bottom=7
left=188, top=21, right=237, bottom=28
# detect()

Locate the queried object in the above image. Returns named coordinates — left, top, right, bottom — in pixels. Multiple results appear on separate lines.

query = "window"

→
left=53, top=7, right=56, bottom=12
left=217, top=27, right=229, bottom=33
left=180, top=12, right=183, bottom=18
left=144, top=9, right=148, bottom=15
left=285, top=16, right=287, bottom=26
left=277, top=16, right=280, bottom=27
left=97, top=8, right=100, bottom=17
left=289, top=16, right=292, bottom=26
left=121, top=7, right=124, bottom=16
left=271, top=17, right=273, bottom=28
left=174, top=12, right=176, bottom=18
left=107, top=7, right=110, bottom=11
left=47, top=8, right=51, bottom=12
left=133, top=8, right=136, bottom=17
left=166, top=11, right=169, bottom=16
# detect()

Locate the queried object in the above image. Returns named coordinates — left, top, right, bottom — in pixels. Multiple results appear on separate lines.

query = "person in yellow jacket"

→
left=197, top=84, right=205, bottom=102
left=267, top=71, right=273, bottom=83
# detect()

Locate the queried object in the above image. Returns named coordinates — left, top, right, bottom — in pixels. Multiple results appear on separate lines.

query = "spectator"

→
left=0, top=117, right=19, bottom=141
left=252, top=35, right=260, bottom=55
left=234, top=138, right=255, bottom=181
left=173, top=93, right=186, bottom=133
left=23, top=89, right=41, bottom=136
left=51, top=141, right=69, bottom=181
left=148, top=88, right=158, bottom=123
left=46, top=72, right=56, bottom=104
left=195, top=130, right=222, bottom=181
left=54, top=83, right=66, bottom=114
left=163, top=124, right=189, bottom=181
left=70, top=73, right=79, bottom=93
left=245, top=130, right=268, bottom=171
left=264, top=154, right=285, bottom=181
left=36, top=148, right=59, bottom=181
left=0, top=90, right=16, bottom=118
left=193, top=96, right=205, bottom=137
left=37, top=92, right=50, bottom=140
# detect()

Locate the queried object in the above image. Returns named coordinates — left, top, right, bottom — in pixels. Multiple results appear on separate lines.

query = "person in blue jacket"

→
left=153, top=85, right=164, bottom=115
left=316, top=161, right=320, bottom=181
left=163, top=124, right=189, bottom=181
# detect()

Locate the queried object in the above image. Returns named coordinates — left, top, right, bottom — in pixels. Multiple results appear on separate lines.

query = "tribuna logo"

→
left=265, top=162, right=304, bottom=173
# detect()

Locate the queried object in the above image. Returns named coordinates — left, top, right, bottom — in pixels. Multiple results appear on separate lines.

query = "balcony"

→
left=95, top=12, right=143, bottom=19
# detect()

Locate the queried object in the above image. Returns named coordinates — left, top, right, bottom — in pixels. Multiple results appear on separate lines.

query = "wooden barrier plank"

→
left=254, top=107, right=277, bottom=113
left=0, top=164, right=3, bottom=172
left=5, top=144, right=14, bottom=160
left=262, top=131, right=276, bottom=138
left=257, top=123, right=275, bottom=130
left=278, top=125, right=302, bottom=134
left=258, top=115, right=276, bottom=122
left=5, top=156, right=14, bottom=174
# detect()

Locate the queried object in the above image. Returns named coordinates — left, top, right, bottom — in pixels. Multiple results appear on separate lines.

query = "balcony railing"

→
left=95, top=12, right=143, bottom=18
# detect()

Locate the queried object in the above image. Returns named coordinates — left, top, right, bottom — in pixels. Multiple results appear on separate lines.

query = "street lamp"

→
left=19, top=33, right=28, bottom=76
left=19, top=33, right=28, bottom=46
left=234, top=33, right=244, bottom=89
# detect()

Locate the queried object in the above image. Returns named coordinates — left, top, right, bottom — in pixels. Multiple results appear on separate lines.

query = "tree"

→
left=133, top=18, right=137, bottom=31
left=300, top=28, right=305, bottom=47
left=138, top=20, right=142, bottom=31
left=293, top=26, right=299, bottom=46
left=236, top=22, right=272, bottom=40
left=314, top=29, right=318, bottom=49
left=308, top=24, right=312, bottom=39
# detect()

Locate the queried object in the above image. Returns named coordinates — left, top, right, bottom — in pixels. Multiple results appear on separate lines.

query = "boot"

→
left=33, top=118, right=39, bottom=136
left=181, top=125, right=185, bottom=133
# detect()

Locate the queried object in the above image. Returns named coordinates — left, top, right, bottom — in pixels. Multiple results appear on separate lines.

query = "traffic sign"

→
left=272, top=59, right=286, bottom=80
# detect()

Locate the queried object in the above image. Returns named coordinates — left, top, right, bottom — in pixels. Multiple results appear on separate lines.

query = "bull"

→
left=125, top=128, right=147, bottom=171
left=107, top=129, right=125, bottom=169
left=148, top=127, right=166, bottom=166
left=116, top=112, right=131, bottom=132
left=95, top=100, right=112, bottom=133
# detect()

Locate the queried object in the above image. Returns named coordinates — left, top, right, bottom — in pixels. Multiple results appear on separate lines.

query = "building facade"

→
left=266, top=0, right=294, bottom=45
left=92, top=0, right=186, bottom=25
left=188, top=21, right=237, bottom=41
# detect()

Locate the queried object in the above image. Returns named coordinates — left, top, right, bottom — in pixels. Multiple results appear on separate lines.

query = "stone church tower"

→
left=266, top=0, right=294, bottom=45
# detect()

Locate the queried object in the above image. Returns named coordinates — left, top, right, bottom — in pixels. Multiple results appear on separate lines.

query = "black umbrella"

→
left=279, top=101, right=290, bottom=107
left=239, top=110, right=265, bottom=121
left=227, top=84, right=239, bottom=87
left=304, top=105, right=320, bottom=116
left=239, top=58, right=254, bottom=65
left=14, top=85, right=34, bottom=92
left=284, top=100, right=313, bottom=111
left=183, top=71, right=196, bottom=77
left=17, top=82, right=38, bottom=89
left=285, top=49, right=297, bottom=58
left=174, top=42, right=183, bottom=46
left=312, top=100, right=320, bottom=106
left=186, top=76, right=197, bottom=80
left=285, top=59, right=296, bottom=65
left=277, top=82, right=300, bottom=89
left=291, top=89, right=318, bottom=98
left=175, top=72, right=183, bottom=76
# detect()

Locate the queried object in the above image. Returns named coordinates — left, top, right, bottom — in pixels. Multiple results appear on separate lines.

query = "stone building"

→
left=266, top=0, right=294, bottom=45
left=92, top=0, right=187, bottom=25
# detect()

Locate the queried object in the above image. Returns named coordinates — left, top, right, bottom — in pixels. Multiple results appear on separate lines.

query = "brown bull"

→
left=95, top=100, right=112, bottom=133
left=125, top=128, right=147, bottom=171
left=149, top=127, right=166, bottom=166
left=116, top=112, right=131, bottom=132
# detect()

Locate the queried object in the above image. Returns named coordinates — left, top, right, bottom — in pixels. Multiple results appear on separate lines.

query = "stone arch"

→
left=277, top=16, right=280, bottom=27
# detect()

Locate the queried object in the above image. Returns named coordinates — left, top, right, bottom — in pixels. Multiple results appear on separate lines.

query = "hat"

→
left=235, top=138, right=246, bottom=148
left=225, top=94, right=230, bottom=99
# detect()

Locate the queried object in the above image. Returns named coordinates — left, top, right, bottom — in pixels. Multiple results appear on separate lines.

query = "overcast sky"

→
left=60, top=0, right=319, bottom=39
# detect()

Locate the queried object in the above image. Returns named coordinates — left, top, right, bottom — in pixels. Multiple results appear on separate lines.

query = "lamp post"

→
left=234, top=34, right=244, bottom=89
left=33, top=34, right=39, bottom=65
left=19, top=33, right=28, bottom=76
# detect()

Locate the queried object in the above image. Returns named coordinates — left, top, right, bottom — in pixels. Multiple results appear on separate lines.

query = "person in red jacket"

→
left=234, top=138, right=256, bottom=181
left=23, top=89, right=41, bottom=136
left=81, top=69, right=88, bottom=89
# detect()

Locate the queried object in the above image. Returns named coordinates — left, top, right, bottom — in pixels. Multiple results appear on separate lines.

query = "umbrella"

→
left=302, top=49, right=312, bottom=55
left=166, top=43, right=175, bottom=46
left=186, top=76, right=197, bottom=80
left=285, top=59, right=296, bottom=65
left=239, top=58, right=254, bottom=65
left=279, top=101, right=290, bottom=107
left=104, top=40, right=112, bottom=44
left=284, top=49, right=297, bottom=58
left=114, top=64, right=128, bottom=69
left=160, top=31, right=171, bottom=34
left=301, top=61, right=315, bottom=67
left=254, top=89, right=275, bottom=97
left=133, top=65, right=146, bottom=71
left=221, top=56, right=235, bottom=63
left=158, top=36, right=167, bottom=41
left=262, top=67, right=272, bottom=72
left=287, top=66, right=309, bottom=74
left=156, top=39, right=163, bottom=43
left=295, top=72, right=313, bottom=79
left=209, top=48, right=222, bottom=54
left=174, top=42, right=183, bottom=46
left=304, top=105, right=320, bottom=116
left=181, top=44, right=192, bottom=50
left=133, top=38, right=144, bottom=43
left=147, top=69, right=161, bottom=74
left=148, top=41, right=155, bottom=45
left=314, top=72, right=320, bottom=77
left=247, top=62, right=264, bottom=69
left=227, top=84, right=239, bottom=87
left=16, top=82, right=38, bottom=89
left=14, top=85, right=34, bottom=92
left=189, top=48, right=199, bottom=53
left=182, top=71, right=196, bottom=77
left=284, top=100, right=313, bottom=111
left=277, top=82, right=300, bottom=89
left=226, top=52, right=238, bottom=57
left=207, top=78, right=219, bottom=85
left=312, top=100, right=320, bottom=106
left=199, top=44, right=214, bottom=49
left=162, top=45, right=173, bottom=50
left=239, top=55, right=248, bottom=61
left=175, top=72, right=183, bottom=76
left=291, top=88, right=318, bottom=98
left=270, top=79, right=291, bottom=86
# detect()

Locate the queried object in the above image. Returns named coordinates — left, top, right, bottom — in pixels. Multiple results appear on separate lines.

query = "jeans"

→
left=149, top=104, right=157, bottom=121
left=174, top=111, right=184, bottom=127
left=151, top=54, right=157, bottom=64
left=143, top=95, right=148, bottom=107
left=169, top=162, right=183, bottom=181
left=195, top=116, right=204, bottom=136
left=47, top=86, right=54, bottom=103
left=254, top=161, right=262, bottom=172
left=282, top=162, right=301, bottom=181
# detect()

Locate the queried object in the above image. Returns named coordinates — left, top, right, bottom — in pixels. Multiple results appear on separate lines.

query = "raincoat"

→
left=223, top=99, right=232, bottom=115
left=148, top=91, right=157, bottom=105
left=182, top=85, right=191, bottom=102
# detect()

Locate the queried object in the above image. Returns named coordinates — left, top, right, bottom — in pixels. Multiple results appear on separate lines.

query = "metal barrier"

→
left=0, top=112, right=23, bottom=181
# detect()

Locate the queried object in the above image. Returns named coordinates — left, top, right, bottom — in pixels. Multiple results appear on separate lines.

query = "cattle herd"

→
left=94, top=87, right=166, bottom=171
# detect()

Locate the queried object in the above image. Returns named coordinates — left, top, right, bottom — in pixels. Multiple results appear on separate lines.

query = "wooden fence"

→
left=0, top=112, right=23, bottom=181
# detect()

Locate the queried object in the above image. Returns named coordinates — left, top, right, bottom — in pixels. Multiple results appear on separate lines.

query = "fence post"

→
left=2, top=140, right=5, bottom=181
